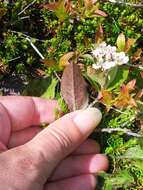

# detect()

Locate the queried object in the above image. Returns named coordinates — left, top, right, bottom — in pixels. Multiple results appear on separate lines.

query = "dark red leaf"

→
left=61, top=63, right=88, bottom=111
left=94, top=10, right=107, bottom=17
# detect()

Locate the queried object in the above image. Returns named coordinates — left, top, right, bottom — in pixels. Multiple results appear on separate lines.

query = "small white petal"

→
left=92, top=50, right=99, bottom=57
left=98, top=57, right=104, bottom=64
left=100, top=42, right=107, bottom=48
left=111, top=46, right=117, bottom=52
left=92, top=64, right=102, bottom=70
left=105, top=53, right=112, bottom=61
left=92, top=42, right=129, bottom=71
left=102, top=61, right=116, bottom=70
left=123, top=56, right=129, bottom=63
left=118, top=52, right=126, bottom=59
left=116, top=61, right=123, bottom=65
left=112, top=52, right=117, bottom=59
left=109, top=0, right=116, bottom=2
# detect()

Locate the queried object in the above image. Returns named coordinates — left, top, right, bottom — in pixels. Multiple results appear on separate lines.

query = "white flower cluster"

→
left=92, top=42, right=129, bottom=71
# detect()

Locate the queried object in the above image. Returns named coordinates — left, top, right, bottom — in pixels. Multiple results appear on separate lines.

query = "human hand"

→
left=0, top=96, right=108, bottom=190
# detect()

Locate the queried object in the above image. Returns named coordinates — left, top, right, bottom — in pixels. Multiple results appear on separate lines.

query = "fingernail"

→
left=89, top=154, right=109, bottom=173
left=73, top=108, right=102, bottom=134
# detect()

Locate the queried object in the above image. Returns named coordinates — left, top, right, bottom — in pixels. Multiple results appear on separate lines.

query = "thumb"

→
left=26, top=108, right=102, bottom=178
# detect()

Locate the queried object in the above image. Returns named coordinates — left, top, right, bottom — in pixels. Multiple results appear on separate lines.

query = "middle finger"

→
left=49, top=154, right=108, bottom=181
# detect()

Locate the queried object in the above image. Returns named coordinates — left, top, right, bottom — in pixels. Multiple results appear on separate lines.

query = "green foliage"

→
left=99, top=108, right=143, bottom=189
left=100, top=170, right=134, bottom=189
left=41, top=78, right=58, bottom=99
left=100, top=0, right=143, bottom=44
left=104, top=143, right=143, bottom=189
left=103, top=108, right=136, bottom=130
left=22, top=76, right=58, bottom=99
left=116, top=33, right=126, bottom=52
left=0, top=0, right=142, bottom=75
left=57, top=96, right=69, bottom=114
left=106, top=66, right=129, bottom=90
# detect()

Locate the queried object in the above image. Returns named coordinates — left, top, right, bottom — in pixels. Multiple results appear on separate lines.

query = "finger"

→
left=9, top=132, right=100, bottom=153
left=8, top=127, right=42, bottom=148
left=26, top=108, right=102, bottom=178
left=0, top=103, right=11, bottom=145
left=0, top=96, right=58, bottom=132
left=72, top=139, right=100, bottom=155
left=0, top=141, right=7, bottom=152
left=45, top=174, right=96, bottom=190
left=50, top=154, right=108, bottom=181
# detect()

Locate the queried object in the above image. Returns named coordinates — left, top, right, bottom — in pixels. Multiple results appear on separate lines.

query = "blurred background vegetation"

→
left=0, top=0, right=142, bottom=76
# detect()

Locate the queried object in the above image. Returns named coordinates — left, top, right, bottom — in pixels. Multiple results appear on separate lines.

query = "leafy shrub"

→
left=0, top=1, right=143, bottom=189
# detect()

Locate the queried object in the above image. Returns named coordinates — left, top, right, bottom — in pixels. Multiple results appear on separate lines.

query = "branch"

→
left=10, top=30, right=45, bottom=42
left=89, top=97, right=134, bottom=115
left=88, top=98, right=98, bottom=108
left=8, top=31, right=61, bottom=81
left=8, top=56, right=21, bottom=62
left=126, top=63, right=143, bottom=71
left=26, top=37, right=44, bottom=59
left=108, top=0, right=143, bottom=8
left=26, top=38, right=61, bottom=81
left=95, top=127, right=141, bottom=137
left=18, top=0, right=37, bottom=15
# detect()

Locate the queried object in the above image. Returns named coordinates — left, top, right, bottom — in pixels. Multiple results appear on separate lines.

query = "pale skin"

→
left=0, top=96, right=108, bottom=190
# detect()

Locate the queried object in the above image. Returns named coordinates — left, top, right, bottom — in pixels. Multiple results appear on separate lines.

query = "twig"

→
left=89, top=97, right=131, bottom=115
left=111, top=107, right=130, bottom=115
left=26, top=37, right=61, bottom=81
left=53, top=71, right=61, bottom=82
left=88, top=98, right=98, bottom=108
left=18, top=0, right=37, bottom=16
left=95, top=128, right=141, bottom=138
left=121, top=116, right=136, bottom=128
left=117, top=155, right=143, bottom=160
left=10, top=30, right=45, bottom=42
left=20, top=16, right=30, bottom=20
left=108, top=0, right=143, bottom=8
left=26, top=37, right=44, bottom=59
left=8, top=56, right=21, bottom=62
left=10, top=31, right=61, bottom=82
left=126, top=63, right=143, bottom=71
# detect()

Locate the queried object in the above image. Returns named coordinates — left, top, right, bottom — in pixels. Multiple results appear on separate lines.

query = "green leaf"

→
left=43, top=1, right=69, bottom=21
left=106, top=66, right=129, bottom=90
left=83, top=72, right=100, bottom=91
left=57, top=96, right=68, bottom=114
left=104, top=182, right=113, bottom=190
left=41, top=78, right=58, bottom=99
left=106, top=170, right=134, bottom=188
left=99, top=170, right=134, bottom=189
left=133, top=160, right=143, bottom=171
left=138, top=137, right=143, bottom=149
left=81, top=54, right=95, bottom=64
left=123, top=145, right=143, bottom=160
left=117, top=33, right=126, bottom=52
left=87, top=67, right=106, bottom=88
left=105, top=66, right=118, bottom=88
left=137, top=101, right=143, bottom=118
left=22, top=77, right=58, bottom=99
left=55, top=1, right=69, bottom=21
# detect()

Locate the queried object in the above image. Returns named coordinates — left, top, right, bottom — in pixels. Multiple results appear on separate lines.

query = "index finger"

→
left=0, top=96, right=58, bottom=132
